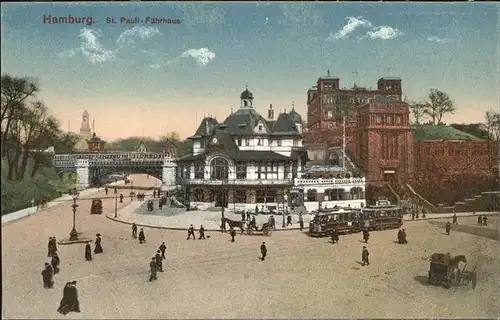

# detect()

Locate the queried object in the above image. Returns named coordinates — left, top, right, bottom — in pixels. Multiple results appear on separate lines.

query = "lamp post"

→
left=114, top=193, right=118, bottom=218
left=282, top=188, right=286, bottom=228
left=69, top=193, right=79, bottom=241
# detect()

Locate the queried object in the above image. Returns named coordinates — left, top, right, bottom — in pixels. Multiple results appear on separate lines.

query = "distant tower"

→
left=79, top=110, right=92, bottom=138
left=240, top=85, right=254, bottom=108
left=268, top=104, right=274, bottom=120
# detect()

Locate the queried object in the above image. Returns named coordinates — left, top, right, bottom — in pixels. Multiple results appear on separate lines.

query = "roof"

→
left=288, top=108, right=302, bottom=123
left=87, top=133, right=105, bottom=143
left=178, top=150, right=297, bottom=162
left=190, top=117, right=219, bottom=138
left=240, top=89, right=254, bottom=100
left=272, top=112, right=298, bottom=134
left=412, top=124, right=484, bottom=141
left=378, top=77, right=401, bottom=81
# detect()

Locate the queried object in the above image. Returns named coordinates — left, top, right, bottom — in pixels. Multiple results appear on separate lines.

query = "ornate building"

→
left=177, top=88, right=366, bottom=211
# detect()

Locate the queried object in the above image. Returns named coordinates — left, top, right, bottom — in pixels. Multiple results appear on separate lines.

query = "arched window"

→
left=210, top=157, right=229, bottom=180
left=350, top=187, right=364, bottom=200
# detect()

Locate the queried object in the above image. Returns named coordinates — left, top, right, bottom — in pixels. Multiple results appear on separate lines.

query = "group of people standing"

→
left=149, top=242, right=168, bottom=281
left=42, top=237, right=59, bottom=289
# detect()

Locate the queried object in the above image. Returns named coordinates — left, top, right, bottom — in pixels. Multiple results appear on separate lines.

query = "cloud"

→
left=427, top=36, right=449, bottom=43
left=116, top=26, right=161, bottom=47
left=327, top=16, right=372, bottom=41
left=179, top=48, right=216, bottom=66
left=77, top=28, right=117, bottom=63
left=366, top=26, right=404, bottom=40
left=59, top=49, right=76, bottom=57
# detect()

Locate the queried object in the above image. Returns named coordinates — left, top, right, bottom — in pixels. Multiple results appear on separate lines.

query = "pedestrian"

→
left=105, top=187, right=108, bottom=195
left=331, top=230, right=339, bottom=243
left=363, top=229, right=370, bottom=243
left=41, top=262, right=54, bottom=288
left=51, top=237, right=58, bottom=255
left=120, top=193, right=124, bottom=203
left=94, top=233, right=103, bottom=254
left=397, top=229, right=403, bottom=244
left=149, top=257, right=157, bottom=281
left=51, top=252, right=60, bottom=274
left=132, top=223, right=138, bottom=239
left=153, top=190, right=157, bottom=198
left=138, top=228, right=146, bottom=244
left=482, top=215, right=488, bottom=226
left=155, top=250, right=163, bottom=272
left=286, top=215, right=292, bottom=226
left=57, top=281, right=80, bottom=315
left=159, top=242, right=167, bottom=260
left=246, top=211, right=251, bottom=221
left=260, top=242, right=267, bottom=261
left=402, top=229, right=407, bottom=244
left=361, top=246, right=370, bottom=266
left=220, top=218, right=226, bottom=232
left=114, top=187, right=117, bottom=195
left=187, top=224, right=195, bottom=240
left=241, top=211, right=245, bottom=221
left=198, top=225, right=206, bottom=240
left=47, top=237, right=54, bottom=257
left=445, top=221, right=451, bottom=235
left=411, top=212, right=415, bottom=220
left=452, top=213, right=458, bottom=225
left=229, top=227, right=236, bottom=242
left=478, top=215, right=483, bottom=226
left=299, top=217, right=304, bottom=231
left=85, top=243, right=92, bottom=261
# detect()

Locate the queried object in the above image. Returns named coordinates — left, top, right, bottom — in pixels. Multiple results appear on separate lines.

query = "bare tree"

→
left=422, top=89, right=456, bottom=125
left=408, top=101, right=427, bottom=124
left=485, top=110, right=500, bottom=142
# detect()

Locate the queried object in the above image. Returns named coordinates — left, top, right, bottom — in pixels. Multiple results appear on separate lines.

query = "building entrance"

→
left=214, top=189, right=228, bottom=208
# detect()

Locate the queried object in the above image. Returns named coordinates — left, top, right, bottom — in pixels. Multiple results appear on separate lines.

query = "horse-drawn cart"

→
left=427, top=253, right=477, bottom=289
left=246, top=222, right=273, bottom=236
left=90, top=199, right=103, bottom=214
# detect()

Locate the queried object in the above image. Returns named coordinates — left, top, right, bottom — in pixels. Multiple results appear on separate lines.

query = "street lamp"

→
left=282, top=188, right=286, bottom=228
left=69, top=193, right=79, bottom=241
left=114, top=193, right=118, bottom=218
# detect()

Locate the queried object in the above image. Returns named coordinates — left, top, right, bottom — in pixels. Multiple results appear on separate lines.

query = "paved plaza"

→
left=2, top=174, right=500, bottom=319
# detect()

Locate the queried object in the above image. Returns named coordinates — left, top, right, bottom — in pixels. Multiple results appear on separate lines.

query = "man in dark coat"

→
left=85, top=243, right=92, bottom=261
left=241, top=211, right=246, bottom=221
left=229, top=227, right=236, bottom=242
left=452, top=213, right=458, bottom=225
left=397, top=229, right=403, bottom=244
left=51, top=252, right=60, bottom=274
left=149, top=257, right=157, bottom=281
left=260, top=242, right=267, bottom=261
left=159, top=242, right=167, bottom=260
left=198, top=225, right=206, bottom=240
left=299, top=217, right=304, bottom=231
left=42, top=262, right=54, bottom=288
left=445, top=221, right=451, bottom=235
left=155, top=250, right=163, bottom=272
left=94, top=234, right=103, bottom=254
left=331, top=230, right=339, bottom=244
left=67, top=281, right=80, bottom=313
left=478, top=215, right=483, bottom=225
left=47, top=237, right=54, bottom=257
left=51, top=237, right=58, bottom=254
left=114, top=187, right=118, bottom=195
left=153, top=190, right=157, bottom=198
left=57, top=282, right=72, bottom=315
left=132, top=223, right=138, bottom=239
left=105, top=187, right=108, bottom=195
left=246, top=211, right=251, bottom=221
left=363, top=229, right=370, bottom=243
left=286, top=215, right=292, bottom=226
left=401, top=229, right=407, bottom=244
left=482, top=215, right=488, bottom=226
left=138, top=228, right=146, bottom=244
left=361, top=246, right=370, bottom=266
left=120, top=193, right=124, bottom=203
left=187, top=224, right=195, bottom=240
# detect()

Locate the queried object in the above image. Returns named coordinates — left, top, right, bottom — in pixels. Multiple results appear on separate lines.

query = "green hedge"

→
left=1, top=159, right=77, bottom=215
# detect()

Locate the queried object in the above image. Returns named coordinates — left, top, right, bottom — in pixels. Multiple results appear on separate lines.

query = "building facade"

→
left=177, top=88, right=366, bottom=211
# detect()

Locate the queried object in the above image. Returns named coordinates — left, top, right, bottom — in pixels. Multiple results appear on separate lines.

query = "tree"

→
left=449, top=123, right=489, bottom=140
left=1, top=75, right=39, bottom=156
left=485, top=110, right=500, bottom=142
left=422, top=89, right=456, bottom=125
left=408, top=101, right=427, bottom=124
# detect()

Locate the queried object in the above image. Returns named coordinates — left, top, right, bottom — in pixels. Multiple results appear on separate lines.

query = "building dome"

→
left=240, top=89, right=253, bottom=100
left=83, top=110, right=89, bottom=117
left=288, top=108, right=302, bottom=123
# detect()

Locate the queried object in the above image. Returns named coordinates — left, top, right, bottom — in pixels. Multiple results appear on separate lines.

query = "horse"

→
left=222, top=217, right=245, bottom=234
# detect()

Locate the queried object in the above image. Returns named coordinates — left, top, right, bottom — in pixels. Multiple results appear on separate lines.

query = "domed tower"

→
left=162, top=140, right=178, bottom=191
left=240, top=85, right=254, bottom=108
left=288, top=103, right=303, bottom=133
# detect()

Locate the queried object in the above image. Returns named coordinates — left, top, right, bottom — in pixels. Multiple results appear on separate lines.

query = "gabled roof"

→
left=189, top=117, right=219, bottom=139
left=271, top=112, right=298, bottom=134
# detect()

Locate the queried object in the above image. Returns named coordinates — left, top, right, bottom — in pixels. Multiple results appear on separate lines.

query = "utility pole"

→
left=114, top=194, right=118, bottom=218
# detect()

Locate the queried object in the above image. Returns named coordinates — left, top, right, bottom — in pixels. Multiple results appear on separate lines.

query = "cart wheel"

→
left=471, top=272, right=477, bottom=289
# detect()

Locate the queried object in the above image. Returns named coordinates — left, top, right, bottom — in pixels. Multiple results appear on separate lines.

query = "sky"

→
left=1, top=2, right=499, bottom=141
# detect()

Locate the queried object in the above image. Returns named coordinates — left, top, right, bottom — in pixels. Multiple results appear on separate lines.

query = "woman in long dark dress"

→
left=94, top=234, right=103, bottom=254
left=85, top=243, right=92, bottom=261
left=57, top=282, right=72, bottom=315
left=51, top=252, right=60, bottom=274
left=41, top=263, right=54, bottom=288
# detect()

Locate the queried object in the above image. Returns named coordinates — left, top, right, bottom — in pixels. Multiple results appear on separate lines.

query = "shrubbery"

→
left=1, top=159, right=77, bottom=215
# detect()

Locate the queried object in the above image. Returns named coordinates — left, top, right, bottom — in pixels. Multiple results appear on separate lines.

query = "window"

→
left=284, top=164, right=291, bottom=179
left=234, top=190, right=246, bottom=203
left=292, top=165, right=298, bottom=178
left=386, top=115, right=393, bottom=125
left=325, top=188, right=345, bottom=200
left=237, top=138, right=242, bottom=146
left=194, top=162, right=204, bottom=179
left=395, top=116, right=402, bottom=125
left=376, top=116, right=382, bottom=124
left=236, top=164, right=247, bottom=179
left=256, top=188, right=277, bottom=203
left=350, top=187, right=363, bottom=200
left=210, top=157, right=229, bottom=180
left=277, top=139, right=282, bottom=146
left=193, top=189, right=204, bottom=201
left=257, top=162, right=278, bottom=179
left=306, top=189, right=317, bottom=202
left=244, top=138, right=250, bottom=146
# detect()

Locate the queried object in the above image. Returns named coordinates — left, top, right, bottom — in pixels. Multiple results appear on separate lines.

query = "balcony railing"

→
left=294, top=177, right=365, bottom=186
left=182, top=178, right=294, bottom=186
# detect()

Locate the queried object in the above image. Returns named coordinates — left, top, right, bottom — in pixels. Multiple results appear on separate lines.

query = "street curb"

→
left=106, top=212, right=500, bottom=232
left=105, top=215, right=305, bottom=232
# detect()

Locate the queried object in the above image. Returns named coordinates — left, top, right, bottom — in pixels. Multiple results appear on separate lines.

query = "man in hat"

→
left=260, top=242, right=267, bottom=261
left=452, top=213, right=458, bottom=225
left=401, top=229, right=408, bottom=244
left=363, top=229, right=370, bottom=243
left=229, top=227, right=236, bottom=243
left=132, top=223, right=138, bottom=239
left=149, top=257, right=157, bottom=281
left=397, top=229, right=403, bottom=244
left=159, top=242, right=167, bottom=260
left=120, top=193, right=124, bottom=203
left=361, top=246, right=370, bottom=266
left=187, top=224, right=195, bottom=240
left=51, top=237, right=58, bottom=254
left=331, top=230, right=339, bottom=244
left=41, top=262, right=54, bottom=288
left=198, top=225, right=206, bottom=240
left=85, top=242, right=92, bottom=261
left=47, top=237, right=54, bottom=257
left=482, top=215, right=488, bottom=226
left=155, top=250, right=163, bottom=272
left=138, top=228, right=146, bottom=244
left=51, top=252, right=60, bottom=274
left=445, top=221, right=452, bottom=235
